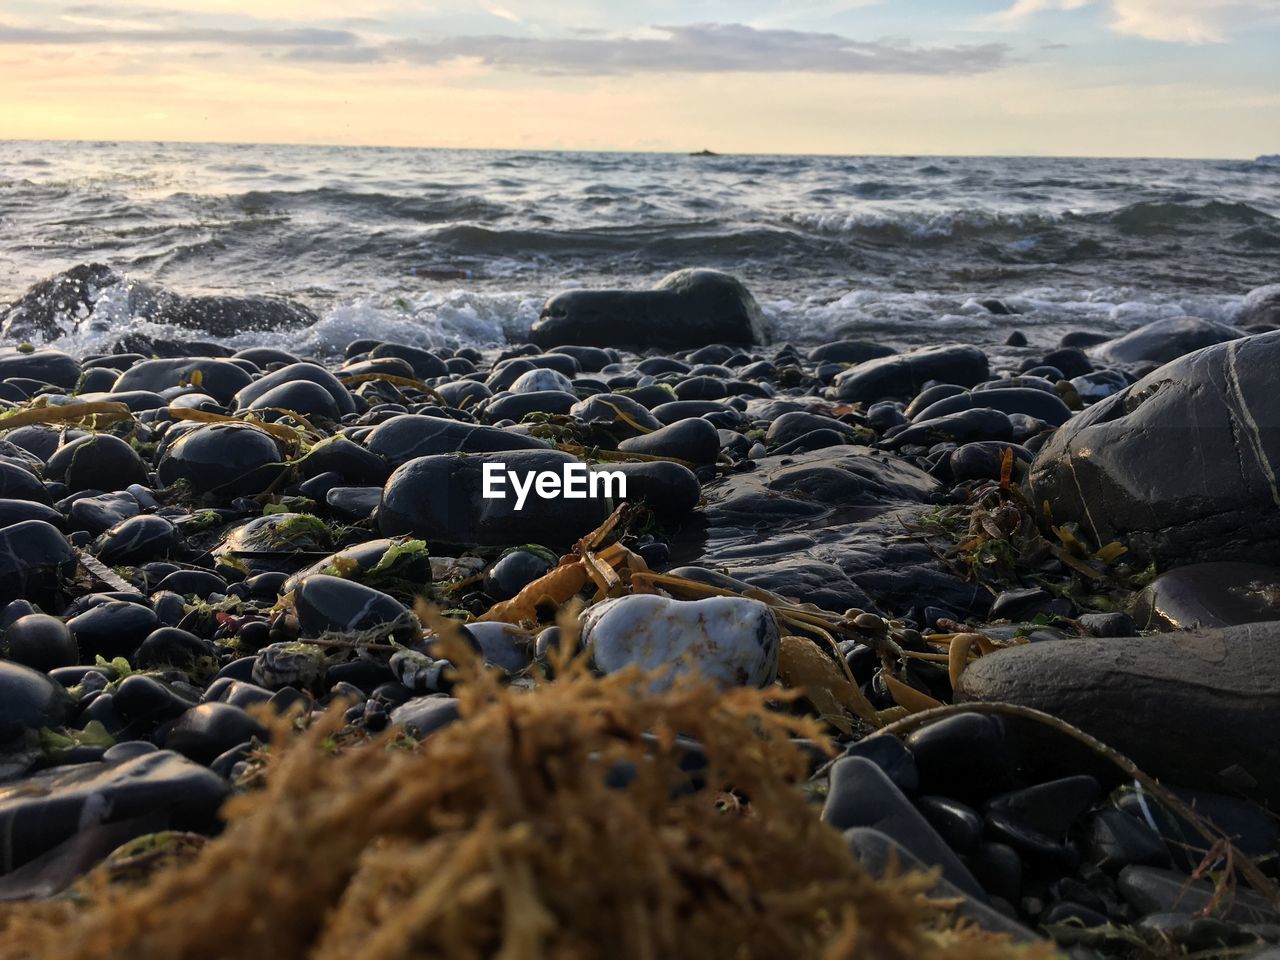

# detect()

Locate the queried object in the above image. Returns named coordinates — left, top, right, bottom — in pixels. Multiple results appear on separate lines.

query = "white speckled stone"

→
left=582, top=594, right=779, bottom=691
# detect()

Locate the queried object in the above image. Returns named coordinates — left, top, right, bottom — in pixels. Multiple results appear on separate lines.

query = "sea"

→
left=1, top=140, right=1277, bottom=357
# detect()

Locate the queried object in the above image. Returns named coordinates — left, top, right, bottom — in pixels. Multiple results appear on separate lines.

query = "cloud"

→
left=987, top=0, right=1280, bottom=42
left=389, top=23, right=1012, bottom=75
left=0, top=19, right=1012, bottom=75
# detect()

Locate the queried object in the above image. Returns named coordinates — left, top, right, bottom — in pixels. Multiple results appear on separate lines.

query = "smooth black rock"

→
left=363, top=414, right=547, bottom=468
left=44, top=434, right=148, bottom=494
left=66, top=600, right=157, bottom=660
left=463, top=621, right=534, bottom=673
left=161, top=702, right=268, bottom=765
left=68, top=492, right=139, bottom=535
left=986, top=775, right=1100, bottom=846
left=1076, top=611, right=1137, bottom=637
left=1030, top=331, right=1280, bottom=566
left=1118, top=866, right=1280, bottom=924
left=366, top=342, right=448, bottom=379
left=0, top=498, right=64, bottom=530
left=822, top=756, right=987, bottom=900
left=379, top=450, right=612, bottom=549
left=910, top=387, right=1073, bottom=427
left=916, top=795, right=984, bottom=854
left=154, top=569, right=229, bottom=600
left=484, top=390, right=577, bottom=423
left=831, top=345, right=989, bottom=403
left=957, top=623, right=1280, bottom=804
left=0, top=520, right=75, bottom=608
left=94, top=514, right=181, bottom=565
left=0, top=461, right=49, bottom=504
left=841, top=734, right=919, bottom=794
left=964, top=841, right=1024, bottom=905
left=156, top=423, right=284, bottom=497
left=1133, top=562, right=1280, bottom=631
left=0, top=264, right=118, bottom=340
left=389, top=695, right=461, bottom=737
left=112, top=357, right=253, bottom=404
left=949, top=442, right=1033, bottom=483
left=904, top=713, right=1015, bottom=802
left=293, top=574, right=417, bottom=641
left=232, top=362, right=355, bottom=416
left=607, top=461, right=701, bottom=516
left=617, top=417, right=720, bottom=466
left=0, top=660, right=76, bottom=743
left=4, top=614, right=78, bottom=672
left=1084, top=808, right=1172, bottom=872
left=1239, top=284, right=1280, bottom=327
left=884, top=408, right=1013, bottom=450
left=844, top=828, right=1041, bottom=942
left=485, top=548, right=556, bottom=602
left=244, top=379, right=341, bottom=420
left=297, top=436, right=390, bottom=485
left=1093, top=316, right=1244, bottom=367
left=0, top=749, right=228, bottom=874
left=989, top=587, right=1074, bottom=621
left=531, top=269, right=767, bottom=349
left=765, top=411, right=860, bottom=447
left=807, top=340, right=896, bottom=364
left=133, top=627, right=217, bottom=672
left=569, top=393, right=663, bottom=438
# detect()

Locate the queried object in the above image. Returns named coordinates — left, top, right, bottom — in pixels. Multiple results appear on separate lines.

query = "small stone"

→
left=4, top=614, right=78, bottom=672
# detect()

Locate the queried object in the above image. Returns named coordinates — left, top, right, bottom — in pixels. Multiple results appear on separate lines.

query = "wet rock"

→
left=0, top=461, right=50, bottom=504
left=463, top=622, right=533, bottom=673
left=569, top=394, right=663, bottom=438
left=389, top=695, right=460, bottom=738
left=297, top=436, right=389, bottom=486
left=364, top=414, right=547, bottom=468
left=213, top=513, right=333, bottom=576
left=112, top=357, right=253, bottom=404
left=617, top=417, right=720, bottom=466
left=1093, top=316, right=1244, bottom=367
left=0, top=263, right=119, bottom=341
left=765, top=411, right=861, bottom=447
left=1084, top=808, right=1172, bottom=872
left=984, top=775, right=1100, bottom=863
left=884, top=408, right=1013, bottom=450
left=154, top=569, right=228, bottom=600
left=1118, top=866, right=1280, bottom=924
left=989, top=587, right=1074, bottom=621
left=531, top=269, right=767, bottom=349
left=1133, top=562, right=1280, bottom=631
left=232, top=363, right=355, bottom=417
left=94, top=514, right=181, bottom=565
left=949, top=442, right=1033, bottom=483
left=44, top=434, right=147, bottom=495
left=904, top=713, right=1015, bottom=802
left=485, top=547, right=557, bottom=602
left=831, top=345, right=989, bottom=403
left=841, top=734, right=919, bottom=794
left=910, top=387, right=1072, bottom=427
left=582, top=594, right=778, bottom=691
left=243, top=380, right=341, bottom=420
left=607, top=461, right=701, bottom=516
left=4, top=614, right=78, bottom=672
left=366, top=342, right=447, bottom=379
left=1239, top=284, right=1280, bottom=327
left=252, top=642, right=329, bottom=693
left=293, top=574, right=417, bottom=642
left=484, top=390, right=577, bottom=423
left=1077, top=611, right=1137, bottom=637
left=0, top=520, right=76, bottom=608
left=0, top=750, right=228, bottom=874
left=379, top=450, right=612, bottom=549
left=807, top=340, right=896, bottom=364
left=956, top=623, right=1280, bottom=803
left=67, top=600, right=158, bottom=660
left=160, top=703, right=268, bottom=765
left=0, top=661, right=76, bottom=743
left=281, top=538, right=430, bottom=596
left=916, top=795, right=984, bottom=854
left=133, top=627, right=217, bottom=673
left=1030, top=331, right=1280, bottom=566
left=823, top=756, right=987, bottom=900
left=156, top=423, right=284, bottom=497
left=68, top=492, right=140, bottom=535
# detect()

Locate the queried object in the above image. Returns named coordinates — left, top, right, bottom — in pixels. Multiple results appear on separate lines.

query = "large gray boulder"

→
left=1030, top=331, right=1280, bottom=567
left=530, top=269, right=767, bottom=349
left=956, top=622, right=1280, bottom=805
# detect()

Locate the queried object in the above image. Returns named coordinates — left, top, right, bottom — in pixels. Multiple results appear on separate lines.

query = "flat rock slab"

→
left=956, top=622, right=1280, bottom=804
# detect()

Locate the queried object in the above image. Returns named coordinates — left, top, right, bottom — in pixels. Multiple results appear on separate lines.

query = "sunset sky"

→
left=1, top=0, right=1277, bottom=156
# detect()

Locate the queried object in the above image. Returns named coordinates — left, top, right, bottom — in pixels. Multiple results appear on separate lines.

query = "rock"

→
left=508, top=368, right=573, bottom=394
left=0, top=661, right=75, bottom=743
left=1133, top=562, right=1280, bottom=631
left=0, top=348, right=81, bottom=389
left=94, top=515, right=181, bottom=565
left=1039, top=347, right=1092, bottom=379
left=389, top=695, right=460, bottom=738
left=1084, top=808, right=1171, bottom=872
left=133, top=627, right=216, bottom=673
left=582, top=594, right=778, bottom=691
left=607, top=461, right=701, bottom=517
left=67, top=600, right=158, bottom=659
left=884, top=408, right=1013, bottom=450
left=161, top=703, right=268, bottom=765
left=292, top=575, right=417, bottom=642
left=617, top=417, right=720, bottom=467
left=765, top=412, right=860, bottom=447
left=156, top=423, right=284, bottom=497
left=378, top=450, right=612, bottom=549
left=366, top=342, right=448, bottom=379
left=0, top=461, right=50, bottom=504
left=989, top=587, right=1074, bottom=622
left=252, top=642, right=329, bottom=693
left=840, top=735, right=919, bottom=795
left=0, top=263, right=120, bottom=340
left=232, top=363, right=354, bottom=417
left=807, top=340, right=896, bottom=364
left=531, top=269, right=767, bottom=349
left=949, top=442, right=1033, bottom=483
left=823, top=757, right=987, bottom=900
left=1029, top=331, right=1280, bottom=566
left=956, top=623, right=1280, bottom=803
left=984, top=776, right=1100, bottom=863
left=1118, top=866, right=1280, bottom=924
left=904, top=713, right=1015, bottom=802
left=0, top=520, right=76, bottom=608
left=154, top=569, right=228, bottom=600
left=462, top=622, right=533, bottom=674
left=1077, top=611, right=1137, bottom=637
left=68, top=492, right=140, bottom=535
left=212, top=513, right=332, bottom=576
left=297, top=436, right=389, bottom=486
left=0, top=750, right=228, bottom=874
left=243, top=380, right=341, bottom=420
left=909, top=387, right=1073, bottom=427
left=1093, top=316, right=1245, bottom=367
left=112, top=358, right=253, bottom=405
left=483, top=390, right=577, bottom=423
left=363, top=414, right=548, bottom=468
left=915, top=795, right=984, bottom=854
left=485, top=548, right=556, bottom=602
left=1238, top=284, right=1280, bottom=327
left=4, top=614, right=78, bottom=672
left=844, top=828, right=1040, bottom=941
left=831, top=345, right=989, bottom=403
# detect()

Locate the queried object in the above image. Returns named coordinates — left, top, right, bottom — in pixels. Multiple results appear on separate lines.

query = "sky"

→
left=0, top=0, right=1277, bottom=157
